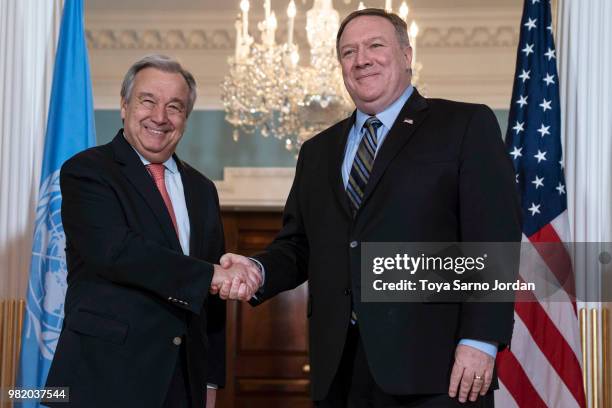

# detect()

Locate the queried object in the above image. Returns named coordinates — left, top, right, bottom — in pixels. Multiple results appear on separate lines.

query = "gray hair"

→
left=336, top=8, right=411, bottom=58
left=120, top=54, right=197, bottom=115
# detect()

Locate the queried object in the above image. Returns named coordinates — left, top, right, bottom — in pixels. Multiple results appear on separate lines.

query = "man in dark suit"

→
left=45, top=55, right=261, bottom=408
left=220, top=8, right=521, bottom=408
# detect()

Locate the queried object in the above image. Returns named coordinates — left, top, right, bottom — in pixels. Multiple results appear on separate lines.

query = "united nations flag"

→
left=17, top=0, right=95, bottom=405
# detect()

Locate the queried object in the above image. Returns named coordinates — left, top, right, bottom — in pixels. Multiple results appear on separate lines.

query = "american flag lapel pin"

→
left=404, top=118, right=414, bottom=125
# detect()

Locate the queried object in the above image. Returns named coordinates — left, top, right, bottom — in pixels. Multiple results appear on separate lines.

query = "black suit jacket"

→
left=45, top=132, right=225, bottom=407
left=253, top=90, right=522, bottom=399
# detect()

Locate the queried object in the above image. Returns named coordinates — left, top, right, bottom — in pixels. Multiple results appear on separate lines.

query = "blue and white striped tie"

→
left=346, top=116, right=381, bottom=324
left=346, top=116, right=382, bottom=216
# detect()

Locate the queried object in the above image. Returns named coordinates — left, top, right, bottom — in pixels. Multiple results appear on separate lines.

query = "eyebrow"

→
left=137, top=92, right=185, bottom=107
left=340, top=36, right=387, bottom=51
left=137, top=92, right=156, bottom=100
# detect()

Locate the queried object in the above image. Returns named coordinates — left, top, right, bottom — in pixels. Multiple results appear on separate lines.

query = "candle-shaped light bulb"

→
left=270, top=11, right=277, bottom=30
left=291, top=50, right=300, bottom=66
left=409, top=21, right=418, bottom=70
left=235, top=19, right=242, bottom=60
left=240, top=0, right=249, bottom=13
left=287, top=0, right=296, bottom=45
left=409, top=21, right=419, bottom=38
left=287, top=0, right=296, bottom=18
left=399, top=2, right=408, bottom=21
left=264, top=0, right=271, bottom=20
left=385, top=0, right=392, bottom=12
left=357, top=1, right=366, bottom=10
left=240, top=0, right=250, bottom=38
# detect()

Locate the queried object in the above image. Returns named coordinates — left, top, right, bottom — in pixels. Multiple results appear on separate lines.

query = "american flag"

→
left=494, top=0, right=586, bottom=407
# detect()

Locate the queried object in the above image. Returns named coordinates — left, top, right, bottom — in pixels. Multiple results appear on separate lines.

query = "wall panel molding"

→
left=215, top=167, right=294, bottom=209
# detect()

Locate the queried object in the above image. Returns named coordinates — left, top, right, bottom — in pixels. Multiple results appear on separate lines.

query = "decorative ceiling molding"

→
left=420, top=26, right=518, bottom=48
left=86, top=25, right=519, bottom=50
left=86, top=29, right=233, bottom=50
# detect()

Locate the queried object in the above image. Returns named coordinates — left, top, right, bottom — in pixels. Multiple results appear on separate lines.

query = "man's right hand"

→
left=210, top=254, right=262, bottom=301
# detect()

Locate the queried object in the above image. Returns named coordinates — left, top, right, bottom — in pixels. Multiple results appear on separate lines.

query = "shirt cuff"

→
left=206, top=383, right=218, bottom=389
left=458, top=339, right=498, bottom=358
left=248, top=257, right=265, bottom=299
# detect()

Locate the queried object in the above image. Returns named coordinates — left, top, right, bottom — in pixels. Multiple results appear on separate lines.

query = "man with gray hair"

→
left=221, top=8, right=521, bottom=407
left=45, top=54, right=261, bottom=407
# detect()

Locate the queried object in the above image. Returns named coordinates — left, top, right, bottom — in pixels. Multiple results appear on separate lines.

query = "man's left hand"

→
left=448, top=344, right=494, bottom=403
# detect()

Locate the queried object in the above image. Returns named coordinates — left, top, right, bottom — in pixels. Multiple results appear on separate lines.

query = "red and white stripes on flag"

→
left=496, top=212, right=585, bottom=407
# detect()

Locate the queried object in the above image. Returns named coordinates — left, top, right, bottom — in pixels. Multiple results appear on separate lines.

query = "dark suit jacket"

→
left=253, top=90, right=522, bottom=400
left=45, top=132, right=225, bottom=407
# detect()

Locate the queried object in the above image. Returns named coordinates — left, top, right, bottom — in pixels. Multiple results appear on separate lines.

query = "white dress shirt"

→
left=129, top=143, right=191, bottom=256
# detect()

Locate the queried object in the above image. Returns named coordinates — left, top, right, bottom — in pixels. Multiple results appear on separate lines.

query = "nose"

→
left=150, top=103, right=168, bottom=124
left=355, top=48, right=372, bottom=69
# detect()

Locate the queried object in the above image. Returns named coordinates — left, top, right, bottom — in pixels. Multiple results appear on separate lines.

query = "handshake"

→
left=210, top=253, right=263, bottom=301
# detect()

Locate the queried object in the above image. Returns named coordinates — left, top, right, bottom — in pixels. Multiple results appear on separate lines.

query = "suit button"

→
left=350, top=241, right=358, bottom=248
left=344, top=288, right=352, bottom=296
left=173, top=336, right=182, bottom=346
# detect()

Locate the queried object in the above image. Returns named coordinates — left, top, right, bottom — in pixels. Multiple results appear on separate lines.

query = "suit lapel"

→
left=175, top=157, right=202, bottom=257
left=360, top=89, right=430, bottom=207
left=327, top=113, right=355, bottom=219
left=111, top=132, right=182, bottom=252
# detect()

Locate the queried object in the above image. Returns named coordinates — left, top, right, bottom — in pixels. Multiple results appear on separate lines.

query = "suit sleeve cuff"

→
left=459, top=339, right=498, bottom=358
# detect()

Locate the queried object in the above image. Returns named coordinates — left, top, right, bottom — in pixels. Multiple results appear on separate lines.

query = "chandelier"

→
left=221, top=0, right=421, bottom=154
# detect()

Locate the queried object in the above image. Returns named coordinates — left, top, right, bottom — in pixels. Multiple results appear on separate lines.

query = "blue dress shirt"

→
left=341, top=85, right=497, bottom=359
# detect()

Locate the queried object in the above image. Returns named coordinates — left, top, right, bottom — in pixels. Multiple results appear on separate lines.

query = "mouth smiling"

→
left=356, top=72, right=380, bottom=81
left=144, top=125, right=170, bottom=136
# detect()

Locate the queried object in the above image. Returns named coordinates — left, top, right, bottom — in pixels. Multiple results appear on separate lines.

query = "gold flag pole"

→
left=14, top=300, right=25, bottom=387
left=591, top=308, right=599, bottom=408
left=602, top=308, right=609, bottom=408
left=581, top=308, right=588, bottom=395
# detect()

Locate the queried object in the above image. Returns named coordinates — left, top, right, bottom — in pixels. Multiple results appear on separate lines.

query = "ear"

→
left=403, top=46, right=413, bottom=71
left=120, top=97, right=127, bottom=120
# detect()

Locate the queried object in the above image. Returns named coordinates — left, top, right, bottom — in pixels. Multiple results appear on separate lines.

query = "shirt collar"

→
left=354, top=85, right=414, bottom=132
left=123, top=131, right=178, bottom=174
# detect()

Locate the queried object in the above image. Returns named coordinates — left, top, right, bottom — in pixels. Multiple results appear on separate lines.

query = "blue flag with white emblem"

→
left=17, top=0, right=95, bottom=404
